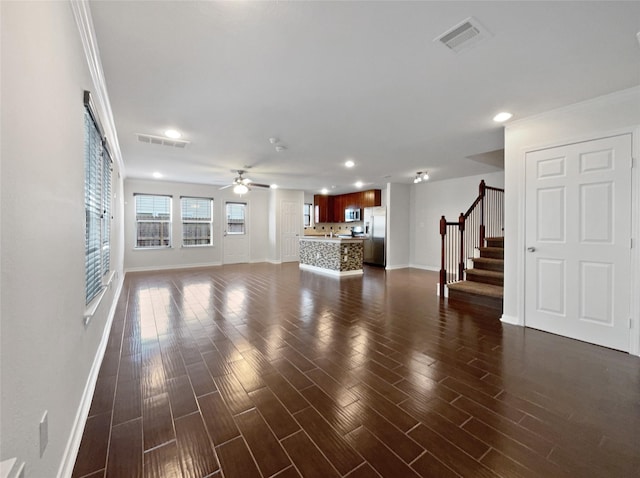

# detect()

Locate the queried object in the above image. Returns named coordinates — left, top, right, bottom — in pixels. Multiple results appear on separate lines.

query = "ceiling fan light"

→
left=233, top=184, right=249, bottom=195
left=422, top=172, right=429, bottom=180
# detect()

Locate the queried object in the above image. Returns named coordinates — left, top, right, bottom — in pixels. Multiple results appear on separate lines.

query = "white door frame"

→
left=513, top=126, right=640, bottom=356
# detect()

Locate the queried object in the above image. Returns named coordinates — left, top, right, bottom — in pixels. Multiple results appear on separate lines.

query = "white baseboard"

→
left=124, top=262, right=222, bottom=273
left=385, top=264, right=409, bottom=270
left=500, top=314, right=522, bottom=326
left=57, top=275, right=124, bottom=478
left=408, top=263, right=439, bottom=272
left=299, top=263, right=363, bottom=277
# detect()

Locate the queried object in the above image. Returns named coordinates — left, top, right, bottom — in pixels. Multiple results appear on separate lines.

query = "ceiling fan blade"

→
left=219, top=184, right=233, bottom=190
left=251, top=183, right=271, bottom=188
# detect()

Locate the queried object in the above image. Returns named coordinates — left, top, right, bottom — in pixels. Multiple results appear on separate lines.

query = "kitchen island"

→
left=299, top=236, right=364, bottom=276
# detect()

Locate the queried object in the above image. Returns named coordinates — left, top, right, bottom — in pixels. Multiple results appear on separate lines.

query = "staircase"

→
left=447, top=236, right=503, bottom=312
left=438, top=180, right=505, bottom=313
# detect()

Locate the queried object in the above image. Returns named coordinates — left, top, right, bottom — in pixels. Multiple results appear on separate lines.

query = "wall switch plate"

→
left=39, top=411, right=48, bottom=457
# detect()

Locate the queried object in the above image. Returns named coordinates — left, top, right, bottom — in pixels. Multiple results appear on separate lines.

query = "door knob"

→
left=527, top=246, right=536, bottom=252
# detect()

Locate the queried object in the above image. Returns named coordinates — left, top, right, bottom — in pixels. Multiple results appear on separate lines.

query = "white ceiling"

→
left=90, top=1, right=640, bottom=194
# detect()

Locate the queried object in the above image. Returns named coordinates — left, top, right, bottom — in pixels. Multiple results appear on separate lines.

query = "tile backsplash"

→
left=304, top=221, right=363, bottom=233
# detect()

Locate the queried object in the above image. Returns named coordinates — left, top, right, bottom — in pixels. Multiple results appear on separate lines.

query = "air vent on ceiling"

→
left=435, top=17, right=492, bottom=53
left=136, top=133, right=190, bottom=149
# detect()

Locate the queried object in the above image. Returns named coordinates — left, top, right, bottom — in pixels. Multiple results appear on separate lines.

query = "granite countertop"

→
left=299, top=236, right=363, bottom=242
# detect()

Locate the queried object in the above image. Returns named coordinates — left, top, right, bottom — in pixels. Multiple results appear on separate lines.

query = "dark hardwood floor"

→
left=72, top=263, right=640, bottom=478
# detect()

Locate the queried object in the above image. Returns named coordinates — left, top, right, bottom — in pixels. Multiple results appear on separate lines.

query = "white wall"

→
left=1, top=2, right=125, bottom=476
left=409, top=171, right=505, bottom=270
left=503, top=86, right=640, bottom=355
left=386, top=183, right=411, bottom=269
left=124, top=179, right=271, bottom=271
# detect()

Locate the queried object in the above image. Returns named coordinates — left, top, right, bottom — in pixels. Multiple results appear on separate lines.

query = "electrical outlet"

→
left=39, top=411, right=48, bottom=457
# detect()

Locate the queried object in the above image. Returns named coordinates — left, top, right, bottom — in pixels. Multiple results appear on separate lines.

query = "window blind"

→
left=84, top=90, right=111, bottom=304
left=226, top=202, right=246, bottom=235
left=181, top=197, right=213, bottom=246
left=135, top=194, right=172, bottom=247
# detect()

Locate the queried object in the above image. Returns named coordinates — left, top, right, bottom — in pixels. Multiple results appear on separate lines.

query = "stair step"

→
left=485, top=236, right=504, bottom=248
left=447, top=280, right=503, bottom=298
left=472, top=257, right=504, bottom=272
left=447, top=281, right=503, bottom=312
left=479, top=247, right=504, bottom=259
left=465, top=268, right=504, bottom=286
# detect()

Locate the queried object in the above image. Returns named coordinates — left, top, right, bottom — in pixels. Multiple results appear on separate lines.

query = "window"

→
left=303, top=203, right=312, bottom=227
left=181, top=197, right=213, bottom=246
left=84, top=91, right=112, bottom=304
left=135, top=194, right=172, bottom=248
left=226, top=202, right=246, bottom=234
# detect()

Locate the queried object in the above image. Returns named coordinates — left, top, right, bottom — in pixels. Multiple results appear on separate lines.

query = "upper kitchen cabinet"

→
left=314, top=194, right=333, bottom=223
left=361, top=189, right=381, bottom=208
left=333, top=194, right=345, bottom=223
left=314, top=189, right=381, bottom=223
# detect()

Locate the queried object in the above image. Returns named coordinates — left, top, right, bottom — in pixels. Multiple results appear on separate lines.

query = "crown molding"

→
left=70, top=0, right=125, bottom=176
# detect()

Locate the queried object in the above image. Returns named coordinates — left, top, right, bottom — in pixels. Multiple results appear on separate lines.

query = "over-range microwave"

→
left=345, top=208, right=360, bottom=222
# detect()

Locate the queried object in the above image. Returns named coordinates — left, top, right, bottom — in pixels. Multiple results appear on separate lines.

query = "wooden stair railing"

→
left=439, top=180, right=504, bottom=297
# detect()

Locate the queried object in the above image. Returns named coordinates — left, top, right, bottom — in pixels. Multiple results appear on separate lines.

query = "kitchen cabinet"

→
left=333, top=194, right=345, bottom=223
left=314, top=189, right=381, bottom=223
left=314, top=194, right=333, bottom=223
left=362, top=189, right=381, bottom=208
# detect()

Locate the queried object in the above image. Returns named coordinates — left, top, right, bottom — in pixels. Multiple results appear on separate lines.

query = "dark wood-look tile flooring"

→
left=73, top=263, right=640, bottom=478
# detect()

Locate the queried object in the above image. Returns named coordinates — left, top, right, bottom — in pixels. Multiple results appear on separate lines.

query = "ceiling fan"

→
left=219, top=170, right=271, bottom=194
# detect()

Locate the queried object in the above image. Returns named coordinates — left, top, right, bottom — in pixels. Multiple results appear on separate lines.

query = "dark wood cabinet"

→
left=313, top=194, right=333, bottom=223
left=314, top=189, right=381, bottom=223
left=333, top=194, right=345, bottom=223
left=344, top=192, right=358, bottom=210
left=362, top=189, right=381, bottom=208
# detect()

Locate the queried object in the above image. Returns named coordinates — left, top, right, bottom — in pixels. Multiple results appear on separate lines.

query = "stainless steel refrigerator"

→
left=363, top=207, right=386, bottom=266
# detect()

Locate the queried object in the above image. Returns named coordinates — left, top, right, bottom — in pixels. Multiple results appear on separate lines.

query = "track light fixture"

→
left=413, top=171, right=429, bottom=183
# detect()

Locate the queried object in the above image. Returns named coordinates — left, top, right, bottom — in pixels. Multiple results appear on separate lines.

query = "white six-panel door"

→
left=281, top=199, right=301, bottom=262
left=525, top=134, right=632, bottom=351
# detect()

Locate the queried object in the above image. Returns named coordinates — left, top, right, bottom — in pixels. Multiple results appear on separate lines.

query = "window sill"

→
left=133, top=246, right=173, bottom=250
left=84, top=270, right=117, bottom=325
left=182, top=244, right=214, bottom=248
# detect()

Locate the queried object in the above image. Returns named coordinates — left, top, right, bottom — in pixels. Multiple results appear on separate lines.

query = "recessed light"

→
left=275, top=145, right=286, bottom=152
left=493, top=112, right=513, bottom=123
left=152, top=172, right=163, bottom=179
left=269, top=137, right=279, bottom=144
left=164, top=129, right=181, bottom=139
left=321, top=188, right=329, bottom=194
left=270, top=184, right=278, bottom=189
left=345, top=160, right=355, bottom=168
left=355, top=181, right=363, bottom=188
